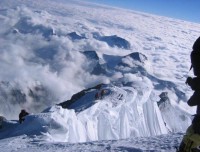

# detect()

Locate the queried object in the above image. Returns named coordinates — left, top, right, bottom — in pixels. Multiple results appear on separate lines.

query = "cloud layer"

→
left=0, top=0, right=200, bottom=119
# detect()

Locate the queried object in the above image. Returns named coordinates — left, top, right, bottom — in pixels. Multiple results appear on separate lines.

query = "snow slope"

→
left=0, top=81, right=191, bottom=143
left=0, top=133, right=182, bottom=152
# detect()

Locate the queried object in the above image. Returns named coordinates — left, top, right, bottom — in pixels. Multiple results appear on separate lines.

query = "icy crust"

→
left=0, top=77, right=190, bottom=143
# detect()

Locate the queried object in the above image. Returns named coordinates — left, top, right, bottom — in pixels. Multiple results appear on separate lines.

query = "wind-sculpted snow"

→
left=157, top=92, right=191, bottom=132
left=0, top=80, right=190, bottom=143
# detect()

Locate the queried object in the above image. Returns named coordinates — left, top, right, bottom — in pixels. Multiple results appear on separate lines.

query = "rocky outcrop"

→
left=82, top=51, right=107, bottom=75
left=67, top=32, right=86, bottom=40
left=58, top=84, right=103, bottom=111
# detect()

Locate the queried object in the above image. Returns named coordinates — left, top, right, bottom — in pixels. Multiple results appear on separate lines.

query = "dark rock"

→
left=82, top=51, right=107, bottom=75
left=99, top=35, right=131, bottom=49
left=92, top=33, right=131, bottom=49
left=67, top=32, right=86, bottom=40
left=58, top=84, right=103, bottom=110
left=157, top=92, right=170, bottom=108
left=116, top=52, right=148, bottom=73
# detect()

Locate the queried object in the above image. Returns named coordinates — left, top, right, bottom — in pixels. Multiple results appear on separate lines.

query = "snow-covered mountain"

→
left=0, top=0, right=200, bottom=151
left=0, top=82, right=190, bottom=142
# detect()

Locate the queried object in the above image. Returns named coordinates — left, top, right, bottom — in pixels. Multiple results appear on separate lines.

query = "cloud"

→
left=0, top=6, right=116, bottom=119
left=0, top=0, right=197, bottom=119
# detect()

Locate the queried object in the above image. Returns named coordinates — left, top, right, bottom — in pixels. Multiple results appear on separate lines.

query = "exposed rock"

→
left=157, top=92, right=170, bottom=108
left=93, top=33, right=131, bottom=49
left=58, top=84, right=103, bottom=111
left=116, top=52, right=148, bottom=73
left=82, top=51, right=107, bottom=75
left=67, top=32, right=86, bottom=40
left=0, top=116, right=6, bottom=129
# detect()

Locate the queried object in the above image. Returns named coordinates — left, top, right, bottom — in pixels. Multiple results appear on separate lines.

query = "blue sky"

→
left=86, top=0, right=200, bottom=23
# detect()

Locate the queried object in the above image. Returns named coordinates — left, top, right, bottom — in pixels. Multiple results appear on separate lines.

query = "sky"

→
left=86, top=0, right=200, bottom=23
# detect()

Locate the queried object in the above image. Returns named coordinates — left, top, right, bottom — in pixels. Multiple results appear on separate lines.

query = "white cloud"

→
left=0, top=0, right=199, bottom=119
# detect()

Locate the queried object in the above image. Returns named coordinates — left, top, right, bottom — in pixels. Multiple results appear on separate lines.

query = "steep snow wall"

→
left=0, top=77, right=191, bottom=143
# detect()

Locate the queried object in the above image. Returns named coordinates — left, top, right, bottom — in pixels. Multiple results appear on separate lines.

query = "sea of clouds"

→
left=0, top=0, right=200, bottom=119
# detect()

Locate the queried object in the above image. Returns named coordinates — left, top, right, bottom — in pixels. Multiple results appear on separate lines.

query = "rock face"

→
left=0, top=116, right=6, bottom=129
left=58, top=83, right=103, bottom=112
left=116, top=52, right=148, bottom=74
left=99, top=35, right=131, bottom=49
left=120, top=52, right=148, bottom=67
left=93, top=33, right=131, bottom=49
left=67, top=32, right=86, bottom=40
left=82, top=51, right=107, bottom=75
left=157, top=92, right=170, bottom=108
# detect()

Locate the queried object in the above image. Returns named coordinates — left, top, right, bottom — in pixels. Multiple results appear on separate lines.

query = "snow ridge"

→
left=0, top=78, right=190, bottom=143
